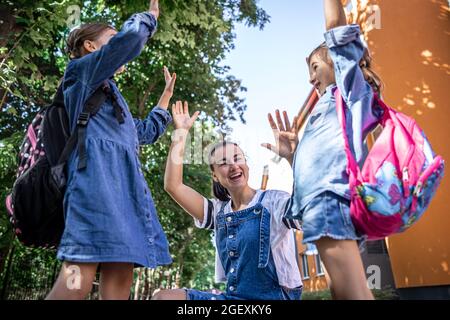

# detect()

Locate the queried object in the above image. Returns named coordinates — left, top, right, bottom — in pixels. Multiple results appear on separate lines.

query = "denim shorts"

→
left=299, top=191, right=365, bottom=245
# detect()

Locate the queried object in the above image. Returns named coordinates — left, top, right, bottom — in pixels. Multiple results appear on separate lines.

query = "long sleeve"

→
left=133, top=106, right=172, bottom=145
left=324, top=24, right=373, bottom=107
left=72, top=12, right=157, bottom=90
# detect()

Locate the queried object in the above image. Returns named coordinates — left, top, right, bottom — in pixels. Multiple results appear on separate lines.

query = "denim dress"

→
left=56, top=12, right=172, bottom=268
left=187, top=192, right=302, bottom=300
left=284, top=24, right=382, bottom=244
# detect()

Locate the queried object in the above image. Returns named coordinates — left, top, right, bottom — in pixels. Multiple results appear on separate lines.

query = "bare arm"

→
left=324, top=0, right=347, bottom=30
left=157, top=66, right=176, bottom=110
left=149, top=0, right=159, bottom=20
left=164, top=101, right=204, bottom=222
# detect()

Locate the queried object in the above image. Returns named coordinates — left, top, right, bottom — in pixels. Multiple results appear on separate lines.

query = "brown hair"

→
left=66, top=23, right=115, bottom=59
left=208, top=141, right=241, bottom=202
left=307, top=42, right=384, bottom=95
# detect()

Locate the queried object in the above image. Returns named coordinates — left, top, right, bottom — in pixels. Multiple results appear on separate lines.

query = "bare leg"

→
left=316, top=237, right=374, bottom=300
left=152, top=289, right=187, bottom=300
left=323, top=266, right=337, bottom=300
left=99, top=263, right=134, bottom=300
left=46, top=261, right=98, bottom=300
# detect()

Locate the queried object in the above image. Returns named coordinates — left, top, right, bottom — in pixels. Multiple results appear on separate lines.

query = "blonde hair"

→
left=307, top=42, right=383, bottom=95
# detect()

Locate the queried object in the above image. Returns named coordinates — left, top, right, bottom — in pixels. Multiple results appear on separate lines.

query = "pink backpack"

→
left=335, top=89, right=445, bottom=240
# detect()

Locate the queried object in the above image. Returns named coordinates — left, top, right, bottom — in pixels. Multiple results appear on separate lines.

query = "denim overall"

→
left=186, top=192, right=302, bottom=300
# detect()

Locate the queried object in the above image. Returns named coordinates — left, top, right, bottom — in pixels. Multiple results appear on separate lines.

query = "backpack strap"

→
left=103, top=84, right=125, bottom=125
left=52, top=82, right=65, bottom=107
left=334, top=88, right=363, bottom=196
left=76, top=82, right=112, bottom=170
left=57, top=81, right=110, bottom=168
left=257, top=190, right=267, bottom=204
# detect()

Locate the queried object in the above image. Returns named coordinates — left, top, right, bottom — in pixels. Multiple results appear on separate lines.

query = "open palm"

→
left=262, top=110, right=299, bottom=165
left=149, top=0, right=159, bottom=19
left=172, top=101, right=200, bottom=131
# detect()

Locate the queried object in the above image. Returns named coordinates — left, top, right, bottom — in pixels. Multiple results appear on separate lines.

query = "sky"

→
left=223, top=0, right=326, bottom=192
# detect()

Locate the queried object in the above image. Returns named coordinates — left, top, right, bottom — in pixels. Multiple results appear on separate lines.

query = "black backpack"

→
left=5, top=81, right=124, bottom=248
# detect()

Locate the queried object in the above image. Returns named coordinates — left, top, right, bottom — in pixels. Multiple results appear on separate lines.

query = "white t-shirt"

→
left=194, top=189, right=303, bottom=289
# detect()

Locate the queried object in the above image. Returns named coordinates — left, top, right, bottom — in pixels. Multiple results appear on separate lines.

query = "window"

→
left=315, top=254, right=325, bottom=276
left=366, top=240, right=389, bottom=254
left=301, top=255, right=310, bottom=279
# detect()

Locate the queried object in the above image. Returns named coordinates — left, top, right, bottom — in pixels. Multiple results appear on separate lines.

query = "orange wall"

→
left=365, top=0, right=450, bottom=288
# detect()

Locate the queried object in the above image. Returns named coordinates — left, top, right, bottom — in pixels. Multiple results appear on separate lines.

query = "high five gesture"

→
left=262, top=110, right=299, bottom=166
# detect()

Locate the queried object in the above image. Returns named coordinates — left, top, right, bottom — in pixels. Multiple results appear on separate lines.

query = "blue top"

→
left=286, top=24, right=381, bottom=216
left=57, top=12, right=172, bottom=268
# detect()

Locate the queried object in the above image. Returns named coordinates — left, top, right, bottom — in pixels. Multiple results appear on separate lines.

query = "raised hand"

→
left=261, top=110, right=299, bottom=166
left=163, top=66, right=176, bottom=97
left=149, top=0, right=159, bottom=20
left=157, top=66, right=176, bottom=110
left=172, top=101, right=200, bottom=131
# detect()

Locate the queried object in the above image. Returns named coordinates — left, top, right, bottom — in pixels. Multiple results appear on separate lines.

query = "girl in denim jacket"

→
left=265, top=0, right=383, bottom=299
left=47, top=0, right=175, bottom=300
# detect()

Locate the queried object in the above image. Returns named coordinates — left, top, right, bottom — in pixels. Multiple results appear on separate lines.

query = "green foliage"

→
left=0, top=133, right=23, bottom=250
left=372, top=287, right=400, bottom=300
left=0, top=0, right=269, bottom=297
left=300, top=289, right=333, bottom=300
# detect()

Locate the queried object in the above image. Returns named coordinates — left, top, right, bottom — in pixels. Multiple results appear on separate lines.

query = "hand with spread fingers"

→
left=262, top=110, right=299, bottom=166
left=157, top=66, right=177, bottom=110
left=171, top=101, right=200, bottom=131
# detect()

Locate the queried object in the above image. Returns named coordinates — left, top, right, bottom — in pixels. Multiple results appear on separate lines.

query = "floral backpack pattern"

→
left=335, top=88, right=445, bottom=240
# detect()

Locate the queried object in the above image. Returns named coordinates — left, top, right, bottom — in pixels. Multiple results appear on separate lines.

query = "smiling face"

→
left=307, top=47, right=336, bottom=96
left=209, top=143, right=249, bottom=193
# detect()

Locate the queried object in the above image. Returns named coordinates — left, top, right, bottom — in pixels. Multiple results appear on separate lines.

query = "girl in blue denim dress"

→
left=47, top=1, right=174, bottom=300
left=153, top=101, right=303, bottom=300
left=265, top=1, right=384, bottom=300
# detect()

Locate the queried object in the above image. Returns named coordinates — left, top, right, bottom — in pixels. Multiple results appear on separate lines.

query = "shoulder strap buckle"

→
left=77, top=112, right=90, bottom=127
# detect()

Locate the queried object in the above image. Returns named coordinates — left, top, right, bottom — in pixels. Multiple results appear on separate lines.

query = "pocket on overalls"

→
left=281, top=286, right=303, bottom=300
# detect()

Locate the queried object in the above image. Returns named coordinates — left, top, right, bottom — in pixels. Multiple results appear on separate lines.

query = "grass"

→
left=301, top=287, right=399, bottom=300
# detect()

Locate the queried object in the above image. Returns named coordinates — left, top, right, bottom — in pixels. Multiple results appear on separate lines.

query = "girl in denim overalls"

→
left=154, top=101, right=303, bottom=300
left=264, top=1, right=384, bottom=300
left=47, top=1, right=175, bottom=300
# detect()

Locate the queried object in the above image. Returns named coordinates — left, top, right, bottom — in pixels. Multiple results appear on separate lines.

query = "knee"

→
left=152, top=289, right=186, bottom=300
left=152, top=289, right=170, bottom=300
left=46, top=281, right=94, bottom=300
left=70, top=287, right=94, bottom=300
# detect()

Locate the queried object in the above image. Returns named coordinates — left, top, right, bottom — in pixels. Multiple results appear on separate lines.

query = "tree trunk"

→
left=137, top=83, right=157, bottom=118
left=133, top=268, right=142, bottom=300
left=174, top=228, right=194, bottom=288
left=142, top=268, right=150, bottom=299
left=0, top=6, right=21, bottom=48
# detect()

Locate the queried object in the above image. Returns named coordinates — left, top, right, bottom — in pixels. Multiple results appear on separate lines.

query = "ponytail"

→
left=359, top=49, right=383, bottom=95
left=66, top=23, right=114, bottom=59
left=212, top=181, right=231, bottom=202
